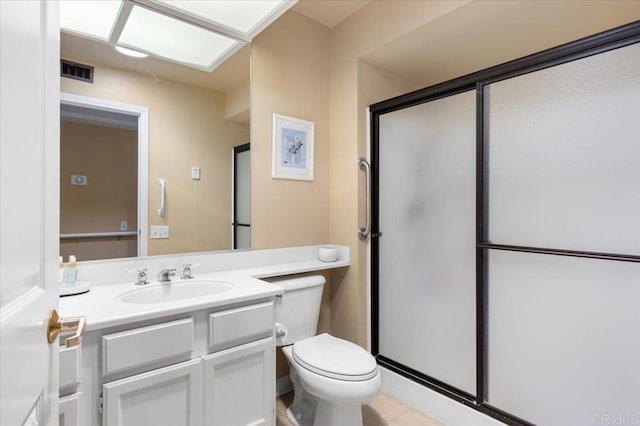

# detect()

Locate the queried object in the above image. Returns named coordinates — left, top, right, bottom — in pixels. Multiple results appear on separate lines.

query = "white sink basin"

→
left=118, top=280, right=233, bottom=304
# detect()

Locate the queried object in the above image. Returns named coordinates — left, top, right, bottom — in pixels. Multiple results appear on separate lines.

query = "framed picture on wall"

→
left=272, top=113, right=315, bottom=181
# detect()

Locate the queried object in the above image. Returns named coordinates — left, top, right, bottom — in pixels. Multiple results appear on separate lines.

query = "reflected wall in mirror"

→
left=59, top=32, right=251, bottom=261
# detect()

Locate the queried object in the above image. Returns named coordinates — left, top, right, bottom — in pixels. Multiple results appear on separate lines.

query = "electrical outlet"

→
left=120, top=221, right=128, bottom=231
left=191, top=167, right=201, bottom=180
left=150, top=226, right=169, bottom=239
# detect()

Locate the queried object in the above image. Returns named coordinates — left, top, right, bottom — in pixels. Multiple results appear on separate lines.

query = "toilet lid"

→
left=292, top=334, right=378, bottom=381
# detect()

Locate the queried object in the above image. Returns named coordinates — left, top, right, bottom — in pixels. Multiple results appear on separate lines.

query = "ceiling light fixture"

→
left=114, top=45, right=149, bottom=58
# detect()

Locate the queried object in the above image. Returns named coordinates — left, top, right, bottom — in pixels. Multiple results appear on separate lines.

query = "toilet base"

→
left=286, top=397, right=364, bottom=426
left=286, top=399, right=315, bottom=426
left=313, top=400, right=363, bottom=426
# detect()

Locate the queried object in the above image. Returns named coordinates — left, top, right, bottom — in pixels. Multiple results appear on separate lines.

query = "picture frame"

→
left=272, top=113, right=315, bottom=181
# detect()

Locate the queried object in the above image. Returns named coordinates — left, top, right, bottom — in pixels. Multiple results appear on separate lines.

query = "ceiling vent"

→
left=60, top=60, right=93, bottom=83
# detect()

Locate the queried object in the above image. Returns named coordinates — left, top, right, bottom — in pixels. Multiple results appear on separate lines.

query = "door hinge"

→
left=98, top=394, right=103, bottom=415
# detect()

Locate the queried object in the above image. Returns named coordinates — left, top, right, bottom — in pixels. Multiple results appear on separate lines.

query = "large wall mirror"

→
left=59, top=30, right=251, bottom=261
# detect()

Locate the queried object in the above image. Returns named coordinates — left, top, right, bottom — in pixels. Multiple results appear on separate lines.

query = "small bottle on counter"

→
left=66, top=255, right=78, bottom=284
left=58, top=256, right=65, bottom=283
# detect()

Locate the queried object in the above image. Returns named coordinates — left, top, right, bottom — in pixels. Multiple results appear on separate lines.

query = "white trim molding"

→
left=380, top=367, right=506, bottom=426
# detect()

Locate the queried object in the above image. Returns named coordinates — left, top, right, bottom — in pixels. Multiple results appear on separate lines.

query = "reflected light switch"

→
left=71, top=175, right=87, bottom=185
left=191, top=167, right=201, bottom=180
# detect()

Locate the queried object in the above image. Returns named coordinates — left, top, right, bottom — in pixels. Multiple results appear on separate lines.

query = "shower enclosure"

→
left=369, top=22, right=640, bottom=426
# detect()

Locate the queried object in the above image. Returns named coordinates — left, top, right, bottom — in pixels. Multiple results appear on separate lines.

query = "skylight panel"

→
left=118, top=5, right=240, bottom=70
left=157, top=0, right=291, bottom=38
left=60, top=0, right=123, bottom=41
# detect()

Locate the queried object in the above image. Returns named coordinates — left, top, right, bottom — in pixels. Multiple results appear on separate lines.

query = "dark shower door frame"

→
left=369, top=21, right=640, bottom=426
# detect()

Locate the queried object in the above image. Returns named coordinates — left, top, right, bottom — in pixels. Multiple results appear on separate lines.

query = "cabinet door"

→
left=203, top=337, right=275, bottom=426
left=59, top=392, right=80, bottom=426
left=103, top=359, right=202, bottom=426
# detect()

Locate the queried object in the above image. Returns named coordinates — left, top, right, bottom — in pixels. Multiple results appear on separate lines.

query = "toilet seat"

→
left=292, top=333, right=378, bottom=381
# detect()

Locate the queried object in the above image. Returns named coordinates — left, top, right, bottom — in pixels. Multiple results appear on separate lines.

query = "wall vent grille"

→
left=60, top=60, right=93, bottom=83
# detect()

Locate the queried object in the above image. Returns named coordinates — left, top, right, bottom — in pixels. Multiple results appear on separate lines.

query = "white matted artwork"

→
left=272, top=113, right=314, bottom=181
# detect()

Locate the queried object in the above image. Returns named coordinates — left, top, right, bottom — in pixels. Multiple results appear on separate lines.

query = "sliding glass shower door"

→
left=371, top=23, right=640, bottom=426
left=376, top=90, right=477, bottom=396
left=484, top=41, right=640, bottom=426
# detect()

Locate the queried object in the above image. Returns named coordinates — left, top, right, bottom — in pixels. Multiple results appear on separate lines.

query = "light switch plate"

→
left=120, top=221, right=128, bottom=231
left=150, top=226, right=169, bottom=239
left=191, top=167, right=201, bottom=180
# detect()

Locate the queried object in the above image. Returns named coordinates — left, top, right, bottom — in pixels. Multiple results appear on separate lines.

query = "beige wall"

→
left=61, top=60, right=249, bottom=256
left=60, top=121, right=137, bottom=260
left=225, top=82, right=250, bottom=124
left=250, top=11, right=331, bottom=377
left=250, top=11, right=331, bottom=250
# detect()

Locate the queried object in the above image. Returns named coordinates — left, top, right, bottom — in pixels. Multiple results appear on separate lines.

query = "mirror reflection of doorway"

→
left=233, top=143, right=250, bottom=249
left=60, top=103, right=140, bottom=260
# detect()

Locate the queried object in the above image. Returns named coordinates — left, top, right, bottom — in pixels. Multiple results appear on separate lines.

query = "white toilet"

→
left=272, top=275, right=381, bottom=426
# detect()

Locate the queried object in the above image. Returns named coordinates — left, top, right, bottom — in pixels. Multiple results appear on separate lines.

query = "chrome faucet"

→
left=157, top=268, right=176, bottom=283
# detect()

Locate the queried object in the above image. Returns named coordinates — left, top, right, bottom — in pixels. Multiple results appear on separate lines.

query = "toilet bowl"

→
left=270, top=275, right=382, bottom=426
left=282, top=334, right=382, bottom=426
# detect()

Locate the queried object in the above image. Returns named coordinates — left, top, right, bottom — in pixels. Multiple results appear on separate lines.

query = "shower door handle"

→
left=358, top=158, right=371, bottom=241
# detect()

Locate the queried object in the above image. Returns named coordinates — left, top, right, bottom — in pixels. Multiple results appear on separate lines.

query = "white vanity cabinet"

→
left=59, top=392, right=81, bottom=426
left=102, top=359, right=203, bottom=426
left=59, top=344, right=83, bottom=426
left=204, top=301, right=276, bottom=426
left=64, top=298, right=276, bottom=426
left=203, top=338, right=275, bottom=426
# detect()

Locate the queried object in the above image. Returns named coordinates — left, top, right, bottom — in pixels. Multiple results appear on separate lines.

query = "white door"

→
left=203, top=338, right=275, bottom=426
left=102, top=359, right=203, bottom=426
left=0, top=1, right=60, bottom=425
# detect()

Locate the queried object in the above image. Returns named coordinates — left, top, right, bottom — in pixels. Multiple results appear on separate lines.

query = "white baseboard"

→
left=380, top=367, right=506, bottom=426
left=276, top=375, right=293, bottom=397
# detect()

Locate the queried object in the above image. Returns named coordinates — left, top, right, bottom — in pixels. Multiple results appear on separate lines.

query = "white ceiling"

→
left=293, top=0, right=370, bottom=28
left=361, top=1, right=640, bottom=90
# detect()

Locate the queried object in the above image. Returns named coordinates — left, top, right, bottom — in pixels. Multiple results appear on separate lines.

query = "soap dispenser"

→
left=66, top=255, right=78, bottom=283
left=58, top=256, right=65, bottom=283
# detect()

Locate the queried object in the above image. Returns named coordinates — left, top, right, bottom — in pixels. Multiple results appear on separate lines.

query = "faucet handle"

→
left=127, top=268, right=149, bottom=285
left=181, top=263, right=199, bottom=280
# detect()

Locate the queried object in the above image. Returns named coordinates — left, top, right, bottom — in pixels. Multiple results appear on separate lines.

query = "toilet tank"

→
left=269, top=275, right=325, bottom=346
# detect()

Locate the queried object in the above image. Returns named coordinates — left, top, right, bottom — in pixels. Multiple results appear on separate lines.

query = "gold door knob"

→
left=47, top=310, right=86, bottom=346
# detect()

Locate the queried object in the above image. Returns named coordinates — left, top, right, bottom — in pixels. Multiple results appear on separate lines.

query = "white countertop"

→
left=60, top=256, right=350, bottom=331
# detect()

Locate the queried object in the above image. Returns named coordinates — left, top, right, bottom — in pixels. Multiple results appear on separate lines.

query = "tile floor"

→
left=276, top=392, right=441, bottom=426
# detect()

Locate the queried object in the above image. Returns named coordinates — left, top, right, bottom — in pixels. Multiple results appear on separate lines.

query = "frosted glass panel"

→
left=487, top=43, right=640, bottom=255
left=236, top=149, right=251, bottom=225
left=236, top=226, right=250, bottom=250
left=488, top=250, right=640, bottom=425
left=378, top=90, right=476, bottom=394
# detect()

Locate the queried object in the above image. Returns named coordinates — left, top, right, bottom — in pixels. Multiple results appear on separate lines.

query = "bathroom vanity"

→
left=57, top=246, right=349, bottom=426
